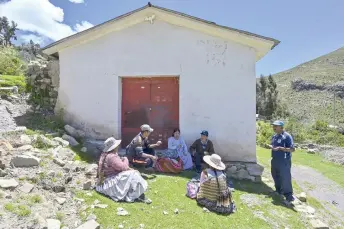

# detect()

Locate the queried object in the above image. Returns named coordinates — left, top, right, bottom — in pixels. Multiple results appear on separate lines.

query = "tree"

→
left=256, top=74, right=288, bottom=120
left=0, top=16, right=18, bottom=46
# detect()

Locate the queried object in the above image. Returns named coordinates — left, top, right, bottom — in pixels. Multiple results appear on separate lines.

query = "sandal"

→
left=137, top=194, right=152, bottom=204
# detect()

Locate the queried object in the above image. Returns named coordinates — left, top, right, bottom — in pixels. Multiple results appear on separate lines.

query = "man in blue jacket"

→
left=269, top=120, right=295, bottom=205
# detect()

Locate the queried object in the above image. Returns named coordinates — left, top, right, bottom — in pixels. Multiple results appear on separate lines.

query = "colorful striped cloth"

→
left=155, top=158, right=183, bottom=173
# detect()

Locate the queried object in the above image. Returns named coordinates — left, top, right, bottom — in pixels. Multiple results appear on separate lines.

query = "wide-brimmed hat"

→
left=141, top=124, right=154, bottom=132
left=103, top=137, right=122, bottom=152
left=203, top=154, right=226, bottom=170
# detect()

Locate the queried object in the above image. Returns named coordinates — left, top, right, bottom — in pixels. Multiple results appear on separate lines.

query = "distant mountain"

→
left=272, top=47, right=344, bottom=126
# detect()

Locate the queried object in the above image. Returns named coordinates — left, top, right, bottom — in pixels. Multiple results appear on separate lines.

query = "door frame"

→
left=119, top=75, right=180, bottom=148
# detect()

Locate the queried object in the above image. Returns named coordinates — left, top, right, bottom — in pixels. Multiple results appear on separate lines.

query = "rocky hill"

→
left=272, top=47, right=344, bottom=126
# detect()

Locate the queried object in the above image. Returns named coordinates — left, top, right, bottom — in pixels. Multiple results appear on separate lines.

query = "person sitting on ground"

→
left=96, top=137, right=151, bottom=204
left=155, top=128, right=192, bottom=173
left=125, top=124, right=161, bottom=169
left=189, top=130, right=215, bottom=173
left=196, top=154, right=236, bottom=214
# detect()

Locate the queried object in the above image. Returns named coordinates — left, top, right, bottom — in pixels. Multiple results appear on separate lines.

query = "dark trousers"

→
left=143, top=148, right=155, bottom=168
left=193, top=153, right=204, bottom=173
left=271, top=158, right=294, bottom=201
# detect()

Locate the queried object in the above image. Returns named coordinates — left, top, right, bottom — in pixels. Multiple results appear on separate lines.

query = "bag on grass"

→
left=186, top=180, right=200, bottom=199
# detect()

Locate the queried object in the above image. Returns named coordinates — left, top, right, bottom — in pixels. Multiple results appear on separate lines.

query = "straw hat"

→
left=203, top=154, right=226, bottom=170
left=103, top=137, right=122, bottom=152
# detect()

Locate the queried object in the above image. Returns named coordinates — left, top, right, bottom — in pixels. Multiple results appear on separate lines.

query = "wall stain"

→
left=197, top=40, right=228, bottom=66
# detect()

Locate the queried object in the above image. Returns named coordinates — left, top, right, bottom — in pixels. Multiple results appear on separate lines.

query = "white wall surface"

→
left=57, top=20, right=257, bottom=162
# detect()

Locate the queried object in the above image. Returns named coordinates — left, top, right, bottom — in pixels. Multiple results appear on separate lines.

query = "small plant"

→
left=17, top=205, right=31, bottom=217
left=56, top=212, right=64, bottom=221
left=76, top=180, right=81, bottom=185
left=4, top=203, right=15, bottom=212
left=56, top=172, right=63, bottom=178
left=30, top=194, right=42, bottom=204
left=39, top=172, right=47, bottom=180
left=51, top=177, right=57, bottom=183
left=32, top=136, right=48, bottom=149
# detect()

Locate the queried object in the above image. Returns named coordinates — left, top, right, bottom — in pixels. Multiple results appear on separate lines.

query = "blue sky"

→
left=1, top=0, right=343, bottom=76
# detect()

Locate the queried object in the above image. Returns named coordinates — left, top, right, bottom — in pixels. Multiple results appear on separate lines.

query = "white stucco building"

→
left=42, top=3, right=279, bottom=163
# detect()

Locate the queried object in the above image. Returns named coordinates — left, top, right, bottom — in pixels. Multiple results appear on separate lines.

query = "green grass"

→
left=257, top=147, right=344, bottom=187
left=0, top=75, right=26, bottom=92
left=77, top=171, right=307, bottom=229
left=4, top=203, right=31, bottom=217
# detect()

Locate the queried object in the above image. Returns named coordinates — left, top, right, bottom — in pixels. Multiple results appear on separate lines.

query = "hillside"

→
left=273, top=47, right=344, bottom=126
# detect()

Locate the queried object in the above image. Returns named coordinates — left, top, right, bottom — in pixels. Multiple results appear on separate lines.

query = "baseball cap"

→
left=200, top=130, right=209, bottom=136
left=272, top=120, right=284, bottom=127
left=140, top=124, right=154, bottom=132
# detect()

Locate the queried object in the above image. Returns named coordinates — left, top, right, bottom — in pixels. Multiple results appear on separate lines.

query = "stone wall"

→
left=226, top=162, right=264, bottom=183
left=26, top=56, right=60, bottom=110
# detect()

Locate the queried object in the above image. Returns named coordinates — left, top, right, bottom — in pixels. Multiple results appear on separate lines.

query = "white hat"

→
left=140, top=124, right=153, bottom=132
left=103, top=137, right=122, bottom=152
left=203, top=154, right=226, bottom=170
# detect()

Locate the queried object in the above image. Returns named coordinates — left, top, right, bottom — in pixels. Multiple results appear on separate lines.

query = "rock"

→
left=86, top=214, right=97, bottom=221
left=306, top=206, right=316, bottom=214
left=19, top=183, right=34, bottom=193
left=46, top=219, right=61, bottom=229
left=15, top=126, right=27, bottom=132
left=118, top=224, right=124, bottom=229
left=0, top=141, right=13, bottom=152
left=38, top=135, right=58, bottom=147
left=17, top=145, right=34, bottom=151
left=62, top=134, right=79, bottom=147
left=117, top=207, right=129, bottom=216
left=61, top=227, right=69, bottom=229
left=81, top=147, right=87, bottom=153
left=227, top=165, right=237, bottom=174
left=48, top=170, right=56, bottom=177
left=298, top=192, right=307, bottom=202
left=75, top=219, right=100, bottom=229
left=65, top=176, right=72, bottom=184
left=307, top=149, right=317, bottom=154
left=52, top=184, right=65, bottom=193
left=0, top=178, right=19, bottom=189
left=0, top=189, right=11, bottom=199
left=53, top=158, right=66, bottom=167
left=85, top=164, right=98, bottom=176
left=94, top=204, right=108, bottom=209
left=11, top=154, right=40, bottom=167
left=20, top=134, right=32, bottom=145
left=174, top=208, right=179, bottom=214
left=139, top=224, right=145, bottom=229
left=55, top=197, right=66, bottom=205
left=93, top=200, right=100, bottom=205
left=246, top=163, right=264, bottom=176
left=309, top=219, right=329, bottom=229
left=163, top=210, right=168, bottom=215
left=83, top=180, right=92, bottom=190
left=203, top=207, right=210, bottom=213
left=64, top=125, right=85, bottom=138
left=53, top=137, right=69, bottom=147
left=236, top=169, right=250, bottom=180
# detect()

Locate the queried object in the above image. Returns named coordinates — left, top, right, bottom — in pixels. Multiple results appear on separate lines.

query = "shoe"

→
left=137, top=194, right=152, bottom=204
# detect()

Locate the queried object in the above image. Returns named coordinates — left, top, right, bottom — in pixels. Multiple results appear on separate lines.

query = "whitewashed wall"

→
left=57, top=20, right=257, bottom=162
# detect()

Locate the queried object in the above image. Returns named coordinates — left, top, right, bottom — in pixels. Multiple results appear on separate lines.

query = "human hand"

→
left=156, top=141, right=162, bottom=146
left=204, top=151, right=209, bottom=155
left=151, top=155, right=158, bottom=161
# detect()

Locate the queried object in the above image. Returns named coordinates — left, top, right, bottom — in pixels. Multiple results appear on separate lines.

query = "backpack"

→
left=186, top=180, right=200, bottom=199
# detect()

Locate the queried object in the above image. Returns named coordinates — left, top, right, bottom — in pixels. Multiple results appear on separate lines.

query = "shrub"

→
left=0, top=75, right=26, bottom=93
left=256, top=121, right=274, bottom=146
left=0, top=46, right=27, bottom=76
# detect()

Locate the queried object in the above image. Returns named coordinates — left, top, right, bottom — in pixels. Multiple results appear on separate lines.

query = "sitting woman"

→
left=155, top=128, right=191, bottom=173
left=196, top=154, right=236, bottom=214
left=96, top=137, right=151, bottom=204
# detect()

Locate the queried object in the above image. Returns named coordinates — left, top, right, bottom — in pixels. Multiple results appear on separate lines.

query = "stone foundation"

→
left=225, top=162, right=264, bottom=183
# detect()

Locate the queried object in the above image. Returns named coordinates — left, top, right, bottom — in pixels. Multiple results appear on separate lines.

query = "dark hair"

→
left=172, top=128, right=180, bottom=137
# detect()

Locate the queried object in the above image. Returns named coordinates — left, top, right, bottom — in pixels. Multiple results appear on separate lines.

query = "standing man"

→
left=269, top=120, right=295, bottom=205
left=190, top=130, right=215, bottom=174
left=125, top=124, right=162, bottom=169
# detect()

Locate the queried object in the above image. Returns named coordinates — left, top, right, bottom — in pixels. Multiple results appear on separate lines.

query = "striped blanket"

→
left=155, top=158, right=183, bottom=173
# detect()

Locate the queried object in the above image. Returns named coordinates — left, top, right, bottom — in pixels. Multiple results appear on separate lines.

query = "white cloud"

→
left=74, top=21, right=93, bottom=32
left=0, top=0, right=93, bottom=43
left=20, top=34, right=45, bottom=44
left=69, top=0, right=84, bottom=3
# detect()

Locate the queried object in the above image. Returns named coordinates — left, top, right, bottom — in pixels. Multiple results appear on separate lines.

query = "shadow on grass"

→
left=233, top=179, right=297, bottom=212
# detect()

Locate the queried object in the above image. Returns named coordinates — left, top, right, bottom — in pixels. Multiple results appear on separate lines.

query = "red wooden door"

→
left=121, top=78, right=151, bottom=147
left=121, top=77, right=179, bottom=149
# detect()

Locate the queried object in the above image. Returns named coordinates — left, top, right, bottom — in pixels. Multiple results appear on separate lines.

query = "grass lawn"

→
left=76, top=147, right=337, bottom=229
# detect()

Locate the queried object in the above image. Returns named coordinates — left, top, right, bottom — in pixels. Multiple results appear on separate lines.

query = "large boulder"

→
left=10, top=154, right=40, bottom=167
left=62, top=134, right=79, bottom=147
left=246, top=163, right=264, bottom=177
left=64, top=125, right=85, bottom=139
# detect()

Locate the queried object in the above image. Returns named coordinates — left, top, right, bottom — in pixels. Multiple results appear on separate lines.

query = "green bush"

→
left=0, top=46, right=27, bottom=76
left=0, top=75, right=26, bottom=93
left=256, top=121, right=274, bottom=146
